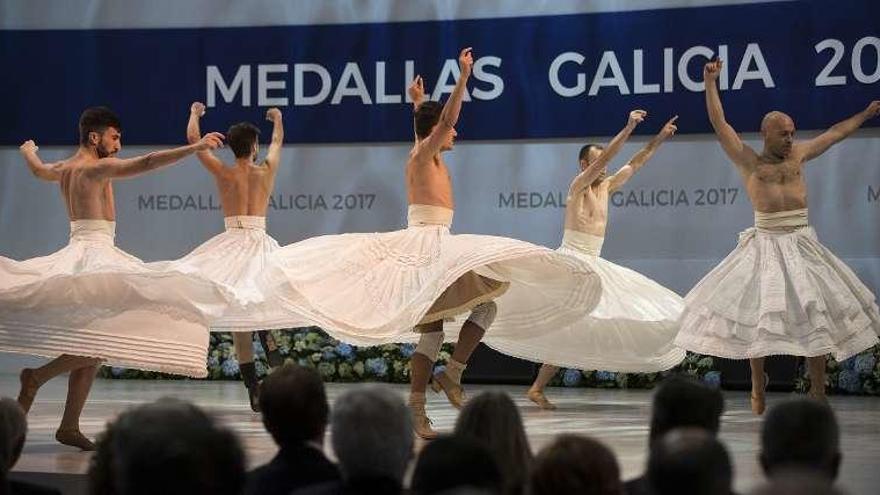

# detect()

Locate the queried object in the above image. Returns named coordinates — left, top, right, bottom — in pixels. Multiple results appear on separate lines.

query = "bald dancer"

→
left=675, top=59, right=880, bottom=414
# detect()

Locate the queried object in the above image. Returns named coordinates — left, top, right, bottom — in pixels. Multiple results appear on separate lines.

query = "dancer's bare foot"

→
left=55, top=428, right=95, bottom=451
left=430, top=371, right=466, bottom=409
left=527, top=389, right=557, bottom=410
left=751, top=372, right=769, bottom=415
left=17, top=368, right=39, bottom=414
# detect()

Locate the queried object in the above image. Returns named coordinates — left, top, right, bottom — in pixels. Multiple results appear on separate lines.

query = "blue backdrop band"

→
left=1, top=0, right=878, bottom=145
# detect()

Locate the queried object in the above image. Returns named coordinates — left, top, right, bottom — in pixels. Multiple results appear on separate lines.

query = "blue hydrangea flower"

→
left=703, top=371, right=722, bottom=388
left=221, top=357, right=240, bottom=377
left=335, top=343, right=354, bottom=358
left=433, top=364, right=446, bottom=375
left=854, top=354, right=877, bottom=375
left=110, top=367, right=125, bottom=378
left=839, top=357, right=857, bottom=371
left=596, top=371, right=616, bottom=382
left=322, top=350, right=337, bottom=361
left=399, top=343, right=416, bottom=358
left=562, top=368, right=582, bottom=387
left=366, top=357, right=388, bottom=377
left=252, top=340, right=265, bottom=358
left=837, top=369, right=861, bottom=393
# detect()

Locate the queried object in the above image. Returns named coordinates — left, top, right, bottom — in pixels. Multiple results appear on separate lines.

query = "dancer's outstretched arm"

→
left=20, top=140, right=61, bottom=181
left=187, top=102, right=227, bottom=176
left=409, top=75, right=426, bottom=111
left=408, top=75, right=426, bottom=143
left=569, top=110, right=645, bottom=195
left=87, top=133, right=224, bottom=180
left=705, top=59, right=758, bottom=173
left=799, top=101, right=880, bottom=162
left=592, top=109, right=646, bottom=170
left=414, top=47, right=473, bottom=160
left=608, top=116, right=678, bottom=192
left=264, top=107, right=284, bottom=171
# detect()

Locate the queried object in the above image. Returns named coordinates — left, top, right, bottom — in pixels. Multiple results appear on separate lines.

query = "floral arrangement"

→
left=794, top=349, right=880, bottom=395
left=99, top=327, right=880, bottom=395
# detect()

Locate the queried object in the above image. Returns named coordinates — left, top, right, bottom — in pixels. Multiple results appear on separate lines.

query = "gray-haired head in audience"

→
left=331, top=385, right=414, bottom=483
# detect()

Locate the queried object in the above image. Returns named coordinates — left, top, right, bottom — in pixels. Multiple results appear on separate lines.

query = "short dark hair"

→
left=454, top=392, right=532, bottom=495
left=227, top=122, right=260, bottom=158
left=647, top=428, right=732, bottom=495
left=259, top=363, right=328, bottom=446
left=79, top=107, right=121, bottom=145
left=411, top=435, right=502, bottom=495
left=88, top=398, right=245, bottom=495
left=649, top=374, right=724, bottom=444
left=760, top=398, right=840, bottom=480
left=578, top=143, right=603, bottom=162
left=414, top=101, right=443, bottom=139
left=530, top=434, right=623, bottom=495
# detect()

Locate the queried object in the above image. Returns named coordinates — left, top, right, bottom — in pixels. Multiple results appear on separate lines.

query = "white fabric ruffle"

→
left=484, top=230, right=685, bottom=372
left=0, top=220, right=236, bottom=377
left=258, top=205, right=602, bottom=345
left=152, top=216, right=308, bottom=330
left=676, top=211, right=880, bottom=360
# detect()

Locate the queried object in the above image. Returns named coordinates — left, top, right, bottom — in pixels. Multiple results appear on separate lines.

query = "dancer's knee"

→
left=414, top=331, right=444, bottom=361
left=466, top=301, right=497, bottom=331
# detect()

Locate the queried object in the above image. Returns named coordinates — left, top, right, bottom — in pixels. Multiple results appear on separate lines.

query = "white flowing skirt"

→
left=0, top=224, right=235, bottom=377
left=152, top=225, right=309, bottom=330
left=258, top=225, right=602, bottom=346
left=484, top=245, right=686, bottom=372
left=675, top=227, right=880, bottom=360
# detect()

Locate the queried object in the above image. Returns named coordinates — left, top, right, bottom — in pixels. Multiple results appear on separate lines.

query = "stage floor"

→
left=2, top=374, right=878, bottom=494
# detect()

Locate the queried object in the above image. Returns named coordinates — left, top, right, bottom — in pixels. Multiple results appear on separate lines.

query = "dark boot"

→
left=240, top=361, right=261, bottom=412
left=257, top=331, right=284, bottom=369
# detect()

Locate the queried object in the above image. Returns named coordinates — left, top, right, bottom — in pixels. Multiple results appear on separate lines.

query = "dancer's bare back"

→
left=19, top=133, right=223, bottom=221
left=188, top=103, right=284, bottom=217
left=57, top=156, right=118, bottom=220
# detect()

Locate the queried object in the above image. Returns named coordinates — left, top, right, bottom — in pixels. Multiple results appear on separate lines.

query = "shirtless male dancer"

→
left=524, top=112, right=685, bottom=409
left=183, top=102, right=288, bottom=410
left=14, top=107, right=223, bottom=448
left=676, top=60, right=880, bottom=413
left=404, top=48, right=504, bottom=438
